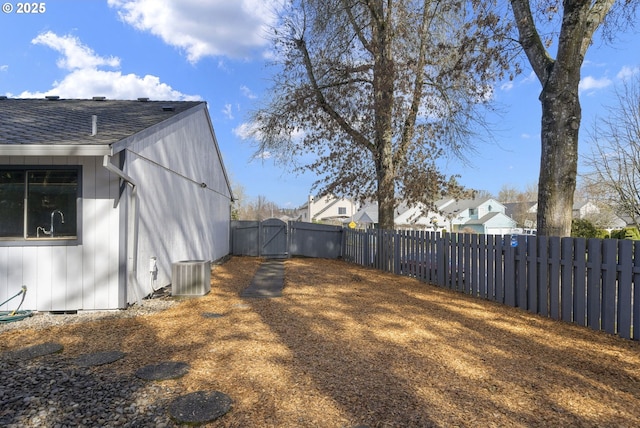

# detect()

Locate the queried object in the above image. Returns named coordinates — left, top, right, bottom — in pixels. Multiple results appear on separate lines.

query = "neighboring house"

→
left=394, top=202, right=446, bottom=230
left=0, top=97, right=233, bottom=312
left=514, top=200, right=627, bottom=232
left=437, top=197, right=516, bottom=235
left=503, top=201, right=537, bottom=230
left=349, top=197, right=516, bottom=234
left=297, top=193, right=357, bottom=223
left=349, top=202, right=379, bottom=228
left=572, top=201, right=600, bottom=219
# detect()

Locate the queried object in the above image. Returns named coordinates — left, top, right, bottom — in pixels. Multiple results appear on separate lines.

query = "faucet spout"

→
left=50, top=210, right=64, bottom=237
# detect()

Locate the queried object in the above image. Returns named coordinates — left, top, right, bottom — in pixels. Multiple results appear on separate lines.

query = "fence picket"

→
left=538, top=236, right=549, bottom=316
left=504, top=238, right=516, bottom=307
left=587, top=238, right=602, bottom=330
left=516, top=235, right=527, bottom=309
left=602, top=240, right=618, bottom=335
left=618, top=240, right=633, bottom=339
left=634, top=243, right=640, bottom=341
left=495, top=236, right=505, bottom=304
left=487, top=235, right=496, bottom=301
left=465, top=233, right=473, bottom=295
left=561, top=238, right=574, bottom=323
left=549, top=237, right=561, bottom=320
left=527, top=235, right=538, bottom=313
left=574, top=238, right=587, bottom=327
left=479, top=235, right=487, bottom=299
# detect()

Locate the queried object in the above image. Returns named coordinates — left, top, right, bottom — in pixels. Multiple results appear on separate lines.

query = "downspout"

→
left=102, top=155, right=142, bottom=307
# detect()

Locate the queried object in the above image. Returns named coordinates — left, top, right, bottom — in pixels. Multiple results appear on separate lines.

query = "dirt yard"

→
left=2, top=257, right=639, bottom=427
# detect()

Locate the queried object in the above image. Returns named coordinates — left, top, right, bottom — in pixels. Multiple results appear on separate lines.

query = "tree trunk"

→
left=372, top=0, right=396, bottom=230
left=536, top=72, right=581, bottom=237
left=376, top=154, right=395, bottom=230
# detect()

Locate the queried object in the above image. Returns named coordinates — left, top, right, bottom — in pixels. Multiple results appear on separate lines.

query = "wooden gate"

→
left=231, top=219, right=288, bottom=258
left=261, top=218, right=288, bottom=258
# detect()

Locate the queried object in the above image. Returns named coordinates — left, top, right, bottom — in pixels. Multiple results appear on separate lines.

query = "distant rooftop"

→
left=0, top=98, right=203, bottom=146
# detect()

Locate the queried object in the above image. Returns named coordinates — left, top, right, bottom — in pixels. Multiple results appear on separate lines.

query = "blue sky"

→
left=1, top=1, right=638, bottom=208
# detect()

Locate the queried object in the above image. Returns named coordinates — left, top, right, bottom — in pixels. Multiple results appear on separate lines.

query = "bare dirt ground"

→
left=2, top=256, right=640, bottom=427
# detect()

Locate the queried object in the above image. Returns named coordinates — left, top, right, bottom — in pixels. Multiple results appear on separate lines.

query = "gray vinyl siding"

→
left=0, top=155, right=122, bottom=311
left=122, top=108, right=231, bottom=303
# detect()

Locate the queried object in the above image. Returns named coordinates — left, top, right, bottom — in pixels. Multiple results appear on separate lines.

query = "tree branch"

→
left=295, top=36, right=375, bottom=152
left=509, top=0, right=554, bottom=85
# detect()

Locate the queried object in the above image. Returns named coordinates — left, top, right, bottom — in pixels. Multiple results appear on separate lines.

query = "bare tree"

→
left=509, top=0, right=637, bottom=237
left=248, top=0, right=512, bottom=229
left=582, top=75, right=640, bottom=228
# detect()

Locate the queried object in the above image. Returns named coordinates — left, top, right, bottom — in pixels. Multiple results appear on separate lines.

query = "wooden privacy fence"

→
left=231, top=220, right=343, bottom=259
left=343, top=229, right=640, bottom=341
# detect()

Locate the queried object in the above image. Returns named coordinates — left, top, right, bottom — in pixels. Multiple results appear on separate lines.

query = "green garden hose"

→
left=0, top=285, right=33, bottom=323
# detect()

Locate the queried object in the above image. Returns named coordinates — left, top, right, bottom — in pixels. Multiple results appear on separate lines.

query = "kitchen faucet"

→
left=50, top=210, right=64, bottom=237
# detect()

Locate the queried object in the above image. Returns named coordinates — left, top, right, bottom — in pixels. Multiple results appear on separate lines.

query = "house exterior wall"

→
left=121, top=108, right=231, bottom=302
left=0, top=155, right=123, bottom=311
left=301, top=194, right=356, bottom=223
left=483, top=214, right=517, bottom=235
left=315, top=197, right=354, bottom=221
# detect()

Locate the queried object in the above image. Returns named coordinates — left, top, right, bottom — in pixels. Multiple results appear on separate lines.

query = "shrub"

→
left=611, top=227, right=640, bottom=240
left=571, top=218, right=599, bottom=238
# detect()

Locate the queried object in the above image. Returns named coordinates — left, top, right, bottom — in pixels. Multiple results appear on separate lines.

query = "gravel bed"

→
left=0, top=294, right=182, bottom=427
left=0, top=354, right=180, bottom=427
left=0, top=296, right=177, bottom=334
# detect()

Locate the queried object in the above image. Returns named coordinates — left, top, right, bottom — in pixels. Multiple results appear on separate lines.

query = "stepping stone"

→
left=4, top=342, right=63, bottom=360
left=74, top=350, right=125, bottom=367
left=135, top=361, right=190, bottom=381
left=241, top=259, right=285, bottom=298
left=202, top=312, right=224, bottom=319
left=168, top=390, right=232, bottom=425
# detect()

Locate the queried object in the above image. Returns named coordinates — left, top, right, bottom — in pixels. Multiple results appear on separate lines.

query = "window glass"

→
left=0, top=167, right=79, bottom=240
left=0, top=171, right=25, bottom=237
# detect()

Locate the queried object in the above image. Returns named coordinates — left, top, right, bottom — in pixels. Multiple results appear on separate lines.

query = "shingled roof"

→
left=0, top=98, right=203, bottom=146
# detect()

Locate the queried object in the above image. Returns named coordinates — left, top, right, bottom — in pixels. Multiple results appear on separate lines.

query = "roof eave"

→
left=0, top=144, right=111, bottom=157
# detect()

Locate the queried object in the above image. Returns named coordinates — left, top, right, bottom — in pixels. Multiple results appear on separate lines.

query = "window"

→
left=0, top=167, right=80, bottom=241
left=338, top=207, right=347, bottom=215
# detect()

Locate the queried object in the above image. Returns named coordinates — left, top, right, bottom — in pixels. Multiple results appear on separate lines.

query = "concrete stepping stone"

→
left=241, top=259, right=285, bottom=298
left=168, top=390, right=232, bottom=425
left=74, top=350, right=125, bottom=367
left=135, top=361, right=190, bottom=381
left=202, top=312, right=224, bottom=318
left=4, top=342, right=63, bottom=360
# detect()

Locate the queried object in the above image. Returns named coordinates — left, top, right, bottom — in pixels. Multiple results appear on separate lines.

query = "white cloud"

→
left=521, top=71, right=537, bottom=85
left=500, top=81, right=513, bottom=91
left=17, top=69, right=200, bottom=100
left=240, top=85, right=257, bottom=99
left=579, top=75, right=612, bottom=93
left=107, top=0, right=283, bottom=63
left=222, top=103, right=234, bottom=119
left=233, top=121, right=259, bottom=140
left=19, top=31, right=199, bottom=101
left=32, top=32, right=120, bottom=70
left=617, top=65, right=640, bottom=81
